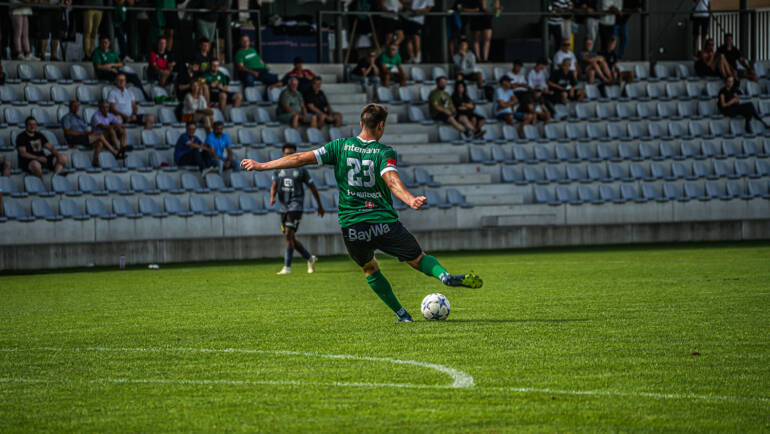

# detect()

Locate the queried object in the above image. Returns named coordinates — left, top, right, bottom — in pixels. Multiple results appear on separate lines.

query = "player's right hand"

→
left=410, top=195, right=427, bottom=210
left=240, top=159, right=262, bottom=171
left=269, top=197, right=275, bottom=205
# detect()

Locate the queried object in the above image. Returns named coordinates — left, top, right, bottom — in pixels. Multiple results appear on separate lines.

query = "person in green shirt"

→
left=92, top=36, right=149, bottom=99
left=240, top=103, right=483, bottom=323
left=204, top=59, right=243, bottom=111
left=235, top=35, right=280, bottom=88
left=277, top=77, right=318, bottom=129
left=378, top=44, right=406, bottom=87
left=428, top=76, right=483, bottom=139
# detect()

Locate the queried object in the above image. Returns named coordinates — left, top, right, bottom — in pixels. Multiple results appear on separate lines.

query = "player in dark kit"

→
left=242, top=104, right=482, bottom=322
left=271, top=143, right=325, bottom=275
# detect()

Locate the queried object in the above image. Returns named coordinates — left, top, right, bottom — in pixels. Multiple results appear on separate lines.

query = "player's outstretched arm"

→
left=383, top=171, right=427, bottom=210
left=240, top=151, right=317, bottom=171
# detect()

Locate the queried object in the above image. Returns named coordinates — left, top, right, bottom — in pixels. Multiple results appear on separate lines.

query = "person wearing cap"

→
left=282, top=57, right=316, bottom=94
left=494, top=76, right=535, bottom=135
left=548, top=58, right=586, bottom=105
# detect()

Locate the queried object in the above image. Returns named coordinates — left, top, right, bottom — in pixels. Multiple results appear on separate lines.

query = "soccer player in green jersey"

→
left=242, top=104, right=482, bottom=322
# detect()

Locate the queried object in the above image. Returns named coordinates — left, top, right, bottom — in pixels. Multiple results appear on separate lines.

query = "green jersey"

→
left=314, top=137, right=399, bottom=227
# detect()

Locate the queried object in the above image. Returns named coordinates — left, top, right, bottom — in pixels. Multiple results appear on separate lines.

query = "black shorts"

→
left=163, top=10, right=179, bottom=28
left=471, top=15, right=494, bottom=31
left=692, top=16, right=709, bottom=37
left=20, top=154, right=57, bottom=173
left=341, top=221, right=423, bottom=267
left=377, top=16, right=402, bottom=35
left=66, top=134, right=90, bottom=146
left=402, top=19, right=423, bottom=36
left=432, top=112, right=451, bottom=123
left=210, top=91, right=237, bottom=105
left=281, top=211, right=303, bottom=232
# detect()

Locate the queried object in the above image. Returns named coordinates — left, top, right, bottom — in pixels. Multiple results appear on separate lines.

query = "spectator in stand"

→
left=695, top=38, right=732, bottom=79
left=10, top=0, right=37, bottom=60
left=108, top=73, right=155, bottom=130
left=453, top=38, right=484, bottom=88
left=113, top=0, right=134, bottom=62
left=175, top=61, right=200, bottom=100
left=430, top=76, right=483, bottom=139
left=473, top=0, right=501, bottom=62
left=452, top=81, right=485, bottom=136
left=598, top=0, right=621, bottom=52
left=0, top=156, right=10, bottom=177
left=92, top=100, right=129, bottom=157
left=505, top=60, right=530, bottom=95
left=282, top=57, right=316, bottom=94
left=548, top=58, right=585, bottom=104
left=194, top=0, right=224, bottom=42
left=717, top=33, right=758, bottom=83
left=158, top=0, right=177, bottom=52
left=598, top=36, right=621, bottom=83
left=62, top=101, right=117, bottom=166
left=81, top=0, right=104, bottom=59
left=579, top=37, right=613, bottom=84
left=304, top=77, right=343, bottom=128
left=39, top=0, right=64, bottom=61
left=16, top=117, right=68, bottom=179
left=527, top=58, right=557, bottom=104
left=205, top=59, right=242, bottom=111
left=517, top=87, right=552, bottom=125
left=378, top=44, right=407, bottom=87
left=350, top=49, right=381, bottom=92
left=614, top=0, right=640, bottom=60
left=548, top=0, right=573, bottom=57
left=718, top=76, right=768, bottom=134
left=93, top=36, right=150, bottom=99
left=183, top=80, right=214, bottom=134
left=175, top=122, right=216, bottom=174
left=206, top=121, right=240, bottom=172
left=691, top=0, right=710, bottom=55
left=194, top=37, right=214, bottom=74
left=574, top=0, right=599, bottom=47
left=494, top=77, right=534, bottom=135
left=403, top=0, right=433, bottom=63
left=553, top=39, right=579, bottom=80
left=149, top=37, right=174, bottom=86
left=376, top=0, right=404, bottom=47
left=278, top=77, right=318, bottom=129
left=235, top=35, right=280, bottom=88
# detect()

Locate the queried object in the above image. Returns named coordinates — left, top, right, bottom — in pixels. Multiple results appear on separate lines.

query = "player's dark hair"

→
left=213, top=121, right=224, bottom=128
left=282, top=143, right=297, bottom=152
left=360, top=104, right=388, bottom=131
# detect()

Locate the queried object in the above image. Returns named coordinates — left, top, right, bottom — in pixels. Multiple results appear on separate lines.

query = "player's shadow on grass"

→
left=446, top=318, right=591, bottom=324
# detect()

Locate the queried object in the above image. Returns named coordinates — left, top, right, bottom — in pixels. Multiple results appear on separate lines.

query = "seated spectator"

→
left=193, top=37, right=214, bottom=74
left=378, top=44, right=407, bottom=87
left=717, top=33, right=758, bottom=83
left=453, top=38, right=483, bottom=88
left=108, top=73, right=155, bottom=130
left=304, top=77, right=343, bottom=127
left=182, top=80, right=214, bottom=134
left=695, top=38, right=731, bottom=79
left=579, top=37, right=614, bottom=84
left=206, top=121, right=240, bottom=172
left=92, top=36, right=149, bottom=99
left=175, top=62, right=201, bottom=100
left=282, top=57, right=316, bottom=94
left=599, top=36, right=622, bottom=83
left=62, top=101, right=118, bottom=166
left=0, top=156, right=10, bottom=177
left=429, top=76, right=483, bottom=139
left=174, top=122, right=216, bottom=174
left=518, top=87, right=552, bottom=125
left=552, top=39, right=579, bottom=79
left=278, top=77, right=318, bottom=129
left=205, top=59, right=243, bottom=111
left=548, top=59, right=585, bottom=104
left=350, top=49, right=381, bottom=92
left=494, top=76, right=534, bottom=135
left=235, top=35, right=280, bottom=88
left=527, top=58, right=557, bottom=106
left=452, top=81, right=485, bottom=136
left=92, top=100, right=129, bottom=158
left=505, top=59, right=530, bottom=95
left=718, top=76, right=768, bottom=134
left=149, top=37, right=175, bottom=86
left=16, top=117, right=68, bottom=179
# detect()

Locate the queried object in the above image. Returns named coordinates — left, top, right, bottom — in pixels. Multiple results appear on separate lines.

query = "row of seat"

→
left=533, top=179, right=770, bottom=205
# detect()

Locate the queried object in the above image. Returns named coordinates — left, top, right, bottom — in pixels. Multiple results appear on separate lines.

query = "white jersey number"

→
left=346, top=158, right=375, bottom=188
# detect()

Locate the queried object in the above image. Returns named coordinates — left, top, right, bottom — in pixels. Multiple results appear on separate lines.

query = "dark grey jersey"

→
left=272, top=168, right=314, bottom=212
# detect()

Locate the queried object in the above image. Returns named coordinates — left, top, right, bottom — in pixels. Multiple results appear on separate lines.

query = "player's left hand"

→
left=410, top=196, right=427, bottom=210
left=240, top=159, right=263, bottom=171
left=317, top=207, right=325, bottom=217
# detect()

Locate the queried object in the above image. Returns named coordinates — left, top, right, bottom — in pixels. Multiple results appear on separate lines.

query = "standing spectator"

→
left=717, top=33, right=758, bottom=83
left=282, top=57, right=316, bottom=95
left=182, top=80, right=214, bottom=134
left=452, top=81, right=485, bottom=136
left=350, top=49, right=381, bottom=92
left=304, top=77, right=343, bottom=128
left=691, top=0, right=710, bottom=55
left=193, top=37, right=213, bottom=74
left=378, top=44, right=407, bottom=87
left=93, top=36, right=149, bottom=99
left=16, top=117, right=68, bottom=179
left=0, top=156, right=10, bottom=177
left=718, top=76, right=768, bottom=134
left=278, top=77, right=318, bottom=129
left=553, top=39, right=579, bottom=78
left=92, top=100, right=129, bottom=157
left=113, top=0, right=134, bottom=62
left=376, top=0, right=404, bottom=47
left=548, top=59, right=585, bottom=104
left=494, top=76, right=534, bottom=135
left=579, top=37, right=613, bottom=84
left=205, top=59, right=242, bottom=111
left=614, top=0, right=640, bottom=60
left=174, top=122, right=216, bottom=173
left=574, top=0, right=599, bottom=46
left=149, top=37, right=174, bottom=86
left=453, top=38, right=483, bottom=88
left=81, top=0, right=104, bottom=59
left=695, top=38, right=731, bottom=79
left=518, top=87, right=552, bottom=125
left=158, top=0, right=177, bottom=52
left=429, top=76, right=483, bottom=139
left=194, top=0, right=221, bottom=42
left=39, top=0, right=64, bottom=61
left=403, top=0, right=433, bottom=63
left=474, top=0, right=501, bottom=62
left=598, top=0, right=621, bottom=52
left=108, top=73, right=155, bottom=130
left=505, top=59, right=530, bottom=95
left=235, top=35, right=280, bottom=88
left=62, top=101, right=117, bottom=166
left=206, top=121, right=240, bottom=172
left=548, top=0, right=573, bottom=57
left=10, top=0, right=37, bottom=60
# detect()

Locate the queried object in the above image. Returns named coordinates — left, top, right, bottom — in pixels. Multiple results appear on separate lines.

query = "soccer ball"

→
left=421, top=293, right=450, bottom=321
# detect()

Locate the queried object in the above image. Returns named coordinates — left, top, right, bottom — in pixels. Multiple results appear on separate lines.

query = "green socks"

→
left=417, top=255, right=450, bottom=282
left=366, top=270, right=404, bottom=314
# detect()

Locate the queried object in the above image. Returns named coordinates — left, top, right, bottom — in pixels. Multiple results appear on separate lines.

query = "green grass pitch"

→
left=1, top=242, right=769, bottom=432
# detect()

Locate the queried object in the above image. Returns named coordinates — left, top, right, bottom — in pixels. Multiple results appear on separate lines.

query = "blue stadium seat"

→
left=415, top=167, right=439, bottom=187
left=411, top=66, right=428, bottom=83
left=284, top=128, right=308, bottom=147
left=323, top=170, right=336, bottom=188
left=599, top=184, right=625, bottom=203
left=31, top=198, right=62, bottom=220
left=755, top=159, right=770, bottom=177
left=566, top=124, right=588, bottom=141
left=189, top=195, right=218, bottom=216
left=470, top=146, right=494, bottom=165
left=630, top=162, right=654, bottom=181
left=0, top=176, right=27, bottom=198
left=686, top=82, right=705, bottom=99
left=616, top=102, right=637, bottom=120
left=50, top=85, right=71, bottom=104
left=181, top=173, right=209, bottom=193
left=398, top=87, right=417, bottom=104
left=660, top=142, right=683, bottom=160
left=214, top=195, right=244, bottom=216
left=683, top=182, right=708, bottom=200
left=665, top=82, right=686, bottom=99
left=647, top=82, right=668, bottom=99
left=576, top=143, right=601, bottom=162
left=608, top=164, right=633, bottom=181
left=512, top=146, right=536, bottom=164
left=693, top=160, right=716, bottom=179
left=129, top=173, right=158, bottom=194
left=533, top=146, right=557, bottom=163
left=545, top=165, right=567, bottom=184
left=99, top=152, right=125, bottom=172
left=44, top=64, right=70, bottom=83
left=261, top=129, right=282, bottom=147
left=105, top=174, right=132, bottom=194
left=306, top=127, right=326, bottom=145
left=534, top=186, right=559, bottom=205
left=642, top=184, right=666, bottom=202
left=254, top=172, right=272, bottom=190
left=2, top=198, right=30, bottom=221
left=672, top=161, right=697, bottom=180
left=138, top=196, right=166, bottom=217
left=376, top=87, right=398, bottom=104
left=238, top=194, right=267, bottom=214
left=639, top=142, right=661, bottom=160
left=59, top=198, right=87, bottom=219
left=4, top=107, right=24, bottom=125
left=578, top=185, right=603, bottom=204
left=618, top=143, right=641, bottom=161
left=677, top=100, right=698, bottom=118
left=156, top=173, right=182, bottom=193
left=714, top=160, right=738, bottom=179
left=230, top=172, right=256, bottom=191
left=566, top=165, right=588, bottom=182
left=705, top=181, right=730, bottom=200
left=734, top=160, right=755, bottom=178
left=491, top=145, right=514, bottom=164
left=86, top=197, right=116, bottom=219
left=747, top=180, right=770, bottom=198
left=78, top=174, right=106, bottom=195
left=237, top=129, right=262, bottom=148
left=24, top=176, right=53, bottom=196
left=329, top=127, right=346, bottom=141
left=544, top=124, right=567, bottom=142
left=501, top=166, right=526, bottom=184
left=50, top=174, right=80, bottom=196
left=447, top=188, right=473, bottom=208
left=726, top=180, right=751, bottom=199
left=555, top=144, right=579, bottom=162
left=575, top=104, right=598, bottom=121
left=627, top=123, right=648, bottom=140
left=555, top=185, right=581, bottom=204
left=425, top=189, right=451, bottom=209
left=597, top=143, right=620, bottom=161
left=650, top=162, right=674, bottom=180
left=523, top=166, right=547, bottom=184
left=164, top=195, right=193, bottom=216
left=400, top=169, right=418, bottom=188
left=112, top=197, right=139, bottom=218
left=681, top=141, right=703, bottom=159
left=663, top=183, right=686, bottom=201
left=262, top=194, right=280, bottom=212
left=607, top=123, right=628, bottom=140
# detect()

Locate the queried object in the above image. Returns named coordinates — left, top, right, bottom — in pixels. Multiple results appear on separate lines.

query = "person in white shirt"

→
left=494, top=76, right=535, bottom=135
left=183, top=80, right=214, bottom=134
left=452, top=39, right=484, bottom=88
left=107, top=73, right=155, bottom=130
left=527, top=58, right=557, bottom=106
left=377, top=0, right=404, bottom=47
left=553, top=39, right=579, bottom=79
left=505, top=59, right=530, bottom=94
left=691, top=0, right=710, bottom=55
left=403, top=0, right=434, bottom=63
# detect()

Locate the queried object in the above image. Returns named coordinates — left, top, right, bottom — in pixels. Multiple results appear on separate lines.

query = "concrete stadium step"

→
left=432, top=173, right=493, bottom=185
left=327, top=93, right=367, bottom=104
left=400, top=152, right=461, bottom=165
left=381, top=133, right=429, bottom=144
